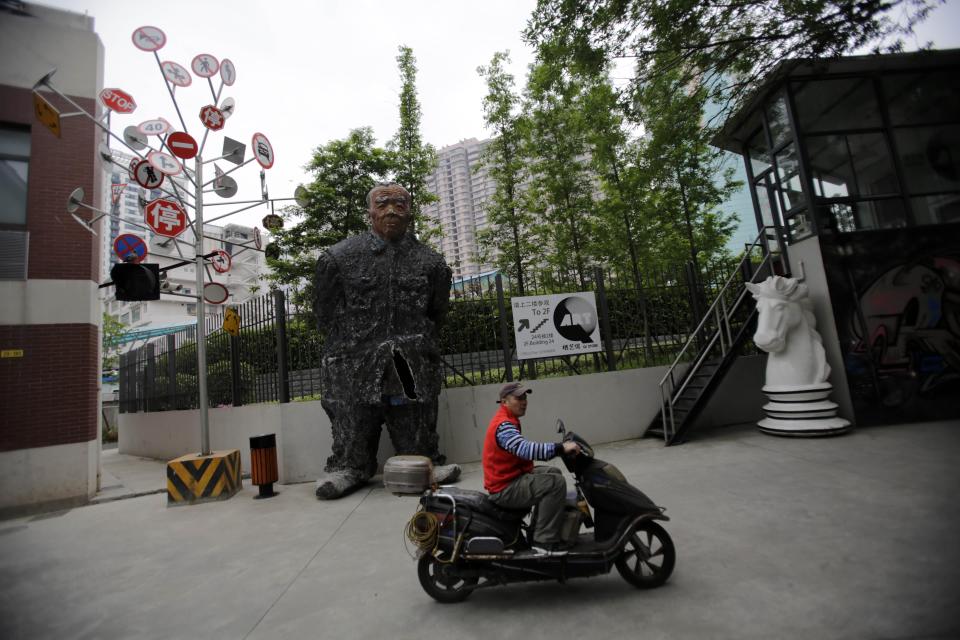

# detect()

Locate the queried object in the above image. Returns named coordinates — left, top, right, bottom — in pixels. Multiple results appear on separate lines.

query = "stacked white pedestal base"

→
left=758, top=383, right=852, bottom=437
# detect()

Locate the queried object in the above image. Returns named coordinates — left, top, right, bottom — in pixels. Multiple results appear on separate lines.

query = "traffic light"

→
left=111, top=262, right=160, bottom=301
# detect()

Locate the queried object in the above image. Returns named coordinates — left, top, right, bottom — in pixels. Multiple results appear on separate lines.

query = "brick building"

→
left=0, top=3, right=104, bottom=512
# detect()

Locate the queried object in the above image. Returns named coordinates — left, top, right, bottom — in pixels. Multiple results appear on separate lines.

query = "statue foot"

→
left=315, top=470, right=365, bottom=500
left=433, top=464, right=461, bottom=484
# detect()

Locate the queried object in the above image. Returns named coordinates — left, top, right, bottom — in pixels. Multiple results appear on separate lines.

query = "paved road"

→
left=1, top=420, right=958, bottom=639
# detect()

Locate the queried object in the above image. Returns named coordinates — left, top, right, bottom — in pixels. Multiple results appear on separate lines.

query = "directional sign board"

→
left=251, top=132, right=274, bottom=169
left=137, top=118, right=171, bottom=136
left=512, top=292, right=602, bottom=360
left=199, top=105, right=225, bottom=131
left=191, top=53, right=219, bottom=78
left=113, top=233, right=148, bottom=264
left=144, top=198, right=188, bottom=238
left=203, top=282, right=229, bottom=305
left=210, top=249, right=231, bottom=273
left=33, top=92, right=61, bottom=138
left=220, top=58, right=236, bottom=86
left=147, top=150, right=182, bottom=176
left=134, top=160, right=164, bottom=189
left=161, top=60, right=192, bottom=87
left=167, top=131, right=198, bottom=159
left=131, top=26, right=166, bottom=51
left=99, top=88, right=137, bottom=114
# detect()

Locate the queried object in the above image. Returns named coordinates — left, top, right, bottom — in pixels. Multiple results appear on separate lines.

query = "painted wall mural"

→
left=821, top=227, right=960, bottom=426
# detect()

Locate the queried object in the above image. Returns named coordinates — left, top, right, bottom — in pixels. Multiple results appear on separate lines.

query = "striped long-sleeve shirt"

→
left=495, top=421, right=561, bottom=460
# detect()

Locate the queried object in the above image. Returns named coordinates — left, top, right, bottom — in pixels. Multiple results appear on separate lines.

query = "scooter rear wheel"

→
left=417, top=554, right=478, bottom=603
left=615, top=521, right=676, bottom=589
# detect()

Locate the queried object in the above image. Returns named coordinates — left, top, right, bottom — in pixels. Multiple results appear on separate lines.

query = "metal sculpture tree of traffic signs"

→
left=31, top=25, right=298, bottom=493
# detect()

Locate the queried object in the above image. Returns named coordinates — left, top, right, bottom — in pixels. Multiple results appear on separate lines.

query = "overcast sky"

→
left=33, top=0, right=960, bottom=232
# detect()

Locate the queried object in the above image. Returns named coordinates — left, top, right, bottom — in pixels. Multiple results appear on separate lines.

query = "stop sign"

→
left=144, top=198, right=188, bottom=238
left=99, top=88, right=137, bottom=114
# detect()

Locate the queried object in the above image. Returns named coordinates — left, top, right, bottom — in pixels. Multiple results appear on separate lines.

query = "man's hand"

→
left=562, top=441, right=580, bottom=457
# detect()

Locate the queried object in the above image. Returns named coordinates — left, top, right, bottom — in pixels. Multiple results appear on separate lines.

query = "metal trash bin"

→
left=249, top=433, right=278, bottom=499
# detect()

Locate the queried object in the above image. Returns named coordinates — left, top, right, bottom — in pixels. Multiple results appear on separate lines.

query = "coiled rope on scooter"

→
left=406, top=508, right=439, bottom=552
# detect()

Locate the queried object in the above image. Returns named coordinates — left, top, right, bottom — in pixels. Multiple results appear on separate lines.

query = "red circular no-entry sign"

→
left=167, top=131, right=198, bottom=159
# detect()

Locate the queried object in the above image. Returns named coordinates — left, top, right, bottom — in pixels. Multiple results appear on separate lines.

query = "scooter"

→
left=406, top=420, right=675, bottom=602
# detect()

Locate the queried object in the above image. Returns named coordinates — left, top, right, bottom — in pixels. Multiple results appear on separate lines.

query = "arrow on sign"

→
left=517, top=319, right=530, bottom=332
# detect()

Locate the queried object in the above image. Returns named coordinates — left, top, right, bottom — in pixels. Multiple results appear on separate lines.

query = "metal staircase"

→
left=650, top=228, right=785, bottom=445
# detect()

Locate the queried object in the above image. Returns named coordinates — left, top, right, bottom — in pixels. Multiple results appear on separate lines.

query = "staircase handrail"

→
left=657, top=227, right=778, bottom=441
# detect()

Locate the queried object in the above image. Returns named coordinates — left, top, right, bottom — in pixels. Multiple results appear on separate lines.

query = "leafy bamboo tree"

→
left=475, top=51, right=539, bottom=295
left=524, top=60, right=600, bottom=288
left=633, top=57, right=739, bottom=270
left=102, top=312, right=126, bottom=373
left=388, top=45, right=440, bottom=245
left=266, top=127, right=392, bottom=294
left=525, top=0, right=940, bottom=122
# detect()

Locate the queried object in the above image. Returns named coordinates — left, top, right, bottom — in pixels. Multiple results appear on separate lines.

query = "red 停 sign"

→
left=99, top=88, right=137, bottom=114
left=144, top=198, right=188, bottom=238
left=199, top=105, right=225, bottom=131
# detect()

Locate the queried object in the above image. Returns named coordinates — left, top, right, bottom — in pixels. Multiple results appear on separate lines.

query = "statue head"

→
left=368, top=183, right=411, bottom=241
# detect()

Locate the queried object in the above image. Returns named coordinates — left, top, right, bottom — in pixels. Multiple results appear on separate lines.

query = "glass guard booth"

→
left=713, top=49, right=960, bottom=427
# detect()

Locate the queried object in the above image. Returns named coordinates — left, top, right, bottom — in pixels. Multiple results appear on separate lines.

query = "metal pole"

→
left=195, top=155, right=211, bottom=455
left=495, top=274, right=514, bottom=382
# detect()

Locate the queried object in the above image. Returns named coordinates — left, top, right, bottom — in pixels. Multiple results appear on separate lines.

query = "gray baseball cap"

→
left=498, top=382, right=532, bottom=402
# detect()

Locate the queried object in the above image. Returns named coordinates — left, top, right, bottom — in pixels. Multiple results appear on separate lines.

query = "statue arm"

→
left=313, top=251, right=341, bottom=333
left=428, top=259, right=453, bottom=327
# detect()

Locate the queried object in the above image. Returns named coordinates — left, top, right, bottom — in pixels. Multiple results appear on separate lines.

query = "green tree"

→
left=266, top=127, right=392, bottom=294
left=102, top=312, right=126, bottom=372
left=526, top=0, right=939, bottom=121
left=388, top=45, right=440, bottom=245
left=475, top=51, right=539, bottom=295
left=633, top=58, right=740, bottom=271
left=524, top=60, right=600, bottom=288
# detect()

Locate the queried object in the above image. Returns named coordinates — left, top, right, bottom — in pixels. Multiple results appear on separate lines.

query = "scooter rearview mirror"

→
left=556, top=419, right=565, bottom=435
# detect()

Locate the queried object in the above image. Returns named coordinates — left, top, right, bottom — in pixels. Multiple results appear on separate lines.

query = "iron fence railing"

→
left=119, top=257, right=743, bottom=413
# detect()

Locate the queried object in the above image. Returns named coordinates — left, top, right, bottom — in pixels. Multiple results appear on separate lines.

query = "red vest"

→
left=483, top=404, right=534, bottom=493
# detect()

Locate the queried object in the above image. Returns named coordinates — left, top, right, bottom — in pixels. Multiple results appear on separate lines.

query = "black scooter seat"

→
left=433, top=487, right=528, bottom=523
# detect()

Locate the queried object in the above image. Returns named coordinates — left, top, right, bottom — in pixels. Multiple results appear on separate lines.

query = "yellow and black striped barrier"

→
left=166, top=449, right=242, bottom=506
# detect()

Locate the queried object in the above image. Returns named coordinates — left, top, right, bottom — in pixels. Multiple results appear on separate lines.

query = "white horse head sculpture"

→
left=746, top=276, right=831, bottom=387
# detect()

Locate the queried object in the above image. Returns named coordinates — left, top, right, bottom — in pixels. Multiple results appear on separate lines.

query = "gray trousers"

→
left=489, top=466, right=567, bottom=545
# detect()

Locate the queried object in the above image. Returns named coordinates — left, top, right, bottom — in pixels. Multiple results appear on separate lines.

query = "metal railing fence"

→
left=118, top=256, right=747, bottom=413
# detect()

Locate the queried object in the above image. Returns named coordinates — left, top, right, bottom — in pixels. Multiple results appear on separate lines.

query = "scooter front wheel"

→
left=615, top=520, right=676, bottom=589
left=417, top=554, right=478, bottom=603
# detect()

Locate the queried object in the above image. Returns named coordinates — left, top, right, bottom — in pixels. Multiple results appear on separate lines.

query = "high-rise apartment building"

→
left=423, top=138, right=497, bottom=280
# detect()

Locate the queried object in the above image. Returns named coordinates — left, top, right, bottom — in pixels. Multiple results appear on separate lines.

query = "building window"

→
left=792, top=77, right=882, bottom=133
left=0, top=125, right=30, bottom=226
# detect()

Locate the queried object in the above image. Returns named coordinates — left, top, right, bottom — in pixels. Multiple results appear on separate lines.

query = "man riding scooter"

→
left=483, top=382, right=580, bottom=556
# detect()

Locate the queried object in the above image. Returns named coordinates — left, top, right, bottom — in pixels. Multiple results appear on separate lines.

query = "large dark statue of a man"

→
left=312, top=183, right=460, bottom=499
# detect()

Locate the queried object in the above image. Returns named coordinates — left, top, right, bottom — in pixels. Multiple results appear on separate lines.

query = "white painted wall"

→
left=120, top=359, right=766, bottom=484
left=788, top=237, right=855, bottom=421
left=0, top=440, right=99, bottom=513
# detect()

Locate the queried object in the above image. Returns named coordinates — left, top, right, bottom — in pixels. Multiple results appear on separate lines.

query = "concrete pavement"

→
left=1, top=420, right=958, bottom=639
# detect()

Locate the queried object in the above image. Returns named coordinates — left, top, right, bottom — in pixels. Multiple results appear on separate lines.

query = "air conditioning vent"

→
left=0, top=230, right=29, bottom=280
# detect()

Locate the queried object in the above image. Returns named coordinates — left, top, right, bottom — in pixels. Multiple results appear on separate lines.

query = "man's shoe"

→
left=433, top=463, right=461, bottom=484
left=531, top=541, right=572, bottom=557
left=315, top=470, right=365, bottom=500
